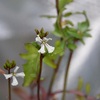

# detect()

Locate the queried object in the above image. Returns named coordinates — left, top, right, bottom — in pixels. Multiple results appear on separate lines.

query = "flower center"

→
left=42, top=40, right=47, bottom=44
left=12, top=72, right=16, bottom=76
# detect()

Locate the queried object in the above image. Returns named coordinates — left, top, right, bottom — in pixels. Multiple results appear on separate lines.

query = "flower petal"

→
left=43, top=37, right=52, bottom=42
left=14, top=66, right=19, bottom=73
left=11, top=76, right=18, bottom=86
left=45, top=43, right=55, bottom=53
left=35, top=35, right=42, bottom=43
left=16, top=72, right=25, bottom=78
left=4, top=74, right=12, bottom=79
left=38, top=44, right=46, bottom=54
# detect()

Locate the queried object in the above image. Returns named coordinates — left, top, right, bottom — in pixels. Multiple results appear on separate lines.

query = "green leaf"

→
left=59, top=0, right=73, bottom=10
left=78, top=11, right=90, bottom=33
left=63, top=12, right=73, bottom=17
left=78, top=21, right=89, bottom=32
left=83, top=33, right=92, bottom=37
left=52, top=21, right=63, bottom=37
left=61, top=26, right=69, bottom=38
left=76, top=78, right=85, bottom=100
left=61, top=20, right=74, bottom=27
left=52, top=40, right=65, bottom=56
left=85, top=83, right=91, bottom=95
left=24, top=43, right=38, bottom=53
left=40, top=15, right=57, bottom=19
left=43, top=40, right=65, bottom=68
left=67, top=28, right=82, bottom=39
left=66, top=20, right=74, bottom=26
left=80, top=39, right=85, bottom=45
left=77, top=77, right=83, bottom=91
left=67, top=43, right=77, bottom=50
left=20, top=43, right=40, bottom=86
left=43, top=56, right=56, bottom=68
left=31, top=42, right=40, bottom=49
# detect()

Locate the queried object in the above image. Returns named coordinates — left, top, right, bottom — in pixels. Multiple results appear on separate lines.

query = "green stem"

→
left=56, top=0, right=60, bottom=15
left=47, top=56, right=63, bottom=96
left=62, top=51, right=73, bottom=100
left=56, top=0, right=62, bottom=28
left=47, top=0, right=63, bottom=99
left=37, top=54, right=43, bottom=100
left=8, top=69, right=11, bottom=100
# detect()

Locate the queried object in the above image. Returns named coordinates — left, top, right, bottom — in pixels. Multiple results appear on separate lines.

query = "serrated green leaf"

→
left=86, top=83, right=91, bottom=95
left=59, top=0, right=73, bottom=10
left=67, top=43, right=77, bottom=50
left=43, top=56, right=56, bottom=69
left=52, top=47, right=64, bottom=56
left=23, top=60, right=39, bottom=86
left=20, top=43, right=40, bottom=86
left=31, top=42, right=40, bottom=49
left=24, top=43, right=38, bottom=53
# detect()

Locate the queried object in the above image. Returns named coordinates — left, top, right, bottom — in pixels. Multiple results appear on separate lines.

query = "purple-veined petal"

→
left=16, top=72, right=25, bottom=78
left=35, top=35, right=42, bottom=43
left=4, top=74, right=12, bottom=79
left=45, top=43, right=55, bottom=53
left=14, top=66, right=19, bottom=73
left=11, top=76, right=18, bottom=86
left=38, top=44, right=46, bottom=54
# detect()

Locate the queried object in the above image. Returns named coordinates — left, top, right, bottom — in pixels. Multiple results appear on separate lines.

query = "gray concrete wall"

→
left=0, top=0, right=100, bottom=100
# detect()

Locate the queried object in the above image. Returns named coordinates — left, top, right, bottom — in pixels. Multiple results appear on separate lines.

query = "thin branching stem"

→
left=8, top=69, right=11, bottom=100
left=47, top=0, right=63, bottom=99
left=62, top=51, right=73, bottom=100
left=56, top=0, right=60, bottom=15
left=56, top=0, right=62, bottom=27
left=37, top=54, right=43, bottom=100
left=50, top=90, right=95, bottom=100
left=47, top=56, right=63, bottom=96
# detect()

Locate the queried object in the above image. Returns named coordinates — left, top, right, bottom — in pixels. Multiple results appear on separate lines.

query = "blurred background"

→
left=0, top=0, right=100, bottom=100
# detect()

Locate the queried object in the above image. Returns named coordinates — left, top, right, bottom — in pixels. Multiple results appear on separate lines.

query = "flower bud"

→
left=3, top=60, right=16, bottom=70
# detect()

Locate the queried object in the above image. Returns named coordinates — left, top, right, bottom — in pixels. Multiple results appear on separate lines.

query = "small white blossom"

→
left=3, top=66, right=25, bottom=86
left=36, top=35, right=55, bottom=54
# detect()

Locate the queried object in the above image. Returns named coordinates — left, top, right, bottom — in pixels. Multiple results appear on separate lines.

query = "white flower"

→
left=36, top=35, right=55, bottom=54
left=3, top=66, right=25, bottom=86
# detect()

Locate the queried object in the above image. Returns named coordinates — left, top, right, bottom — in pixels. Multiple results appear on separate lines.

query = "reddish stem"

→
left=37, top=54, right=43, bottom=100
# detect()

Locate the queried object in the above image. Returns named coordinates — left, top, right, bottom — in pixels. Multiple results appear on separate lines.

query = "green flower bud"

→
left=3, top=60, right=16, bottom=70
left=35, top=28, right=49, bottom=39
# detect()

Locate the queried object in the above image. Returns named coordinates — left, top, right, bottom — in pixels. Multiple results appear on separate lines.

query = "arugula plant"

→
left=1, top=0, right=99, bottom=100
